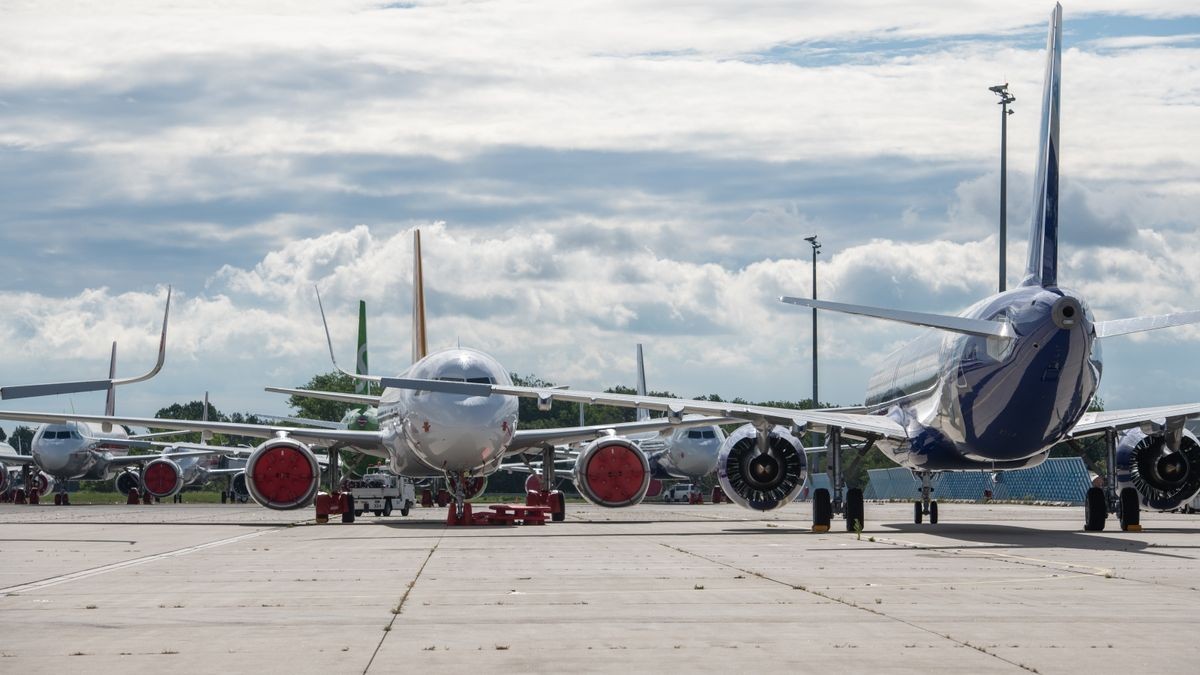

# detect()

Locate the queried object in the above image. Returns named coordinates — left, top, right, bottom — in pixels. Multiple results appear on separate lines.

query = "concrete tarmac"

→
left=2, top=500, right=1199, bottom=674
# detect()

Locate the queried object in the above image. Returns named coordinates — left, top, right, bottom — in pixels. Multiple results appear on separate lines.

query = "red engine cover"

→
left=142, top=459, right=183, bottom=498
left=573, top=439, right=650, bottom=508
left=246, top=440, right=320, bottom=510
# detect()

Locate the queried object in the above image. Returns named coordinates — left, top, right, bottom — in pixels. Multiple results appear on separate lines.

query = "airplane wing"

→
left=107, top=450, right=230, bottom=467
left=0, top=411, right=387, bottom=450
left=381, top=377, right=907, bottom=441
left=252, top=413, right=346, bottom=430
left=1069, top=403, right=1200, bottom=437
left=507, top=415, right=741, bottom=453
left=0, top=451, right=36, bottom=465
left=264, top=386, right=380, bottom=406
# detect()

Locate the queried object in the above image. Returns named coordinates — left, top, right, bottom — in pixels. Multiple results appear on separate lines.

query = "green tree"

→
left=8, top=425, right=34, bottom=454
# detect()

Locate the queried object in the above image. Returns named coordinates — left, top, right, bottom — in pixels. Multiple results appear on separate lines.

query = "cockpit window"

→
left=688, top=430, right=703, bottom=439
left=702, top=430, right=716, bottom=439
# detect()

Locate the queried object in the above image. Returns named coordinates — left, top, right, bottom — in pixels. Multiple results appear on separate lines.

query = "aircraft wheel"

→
left=343, top=496, right=356, bottom=523
left=373, top=510, right=383, bottom=517
left=1083, top=486, right=1106, bottom=531
left=401, top=501, right=411, bottom=517
left=383, top=498, right=394, bottom=517
left=1118, top=487, right=1140, bottom=531
left=812, top=488, right=832, bottom=531
left=929, top=501, right=938, bottom=525
left=913, top=501, right=923, bottom=524
left=551, top=491, right=566, bottom=522
left=844, top=488, right=864, bottom=532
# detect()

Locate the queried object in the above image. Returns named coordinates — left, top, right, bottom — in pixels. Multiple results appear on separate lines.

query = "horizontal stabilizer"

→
left=780, top=296, right=1013, bottom=339
left=1095, top=310, right=1200, bottom=338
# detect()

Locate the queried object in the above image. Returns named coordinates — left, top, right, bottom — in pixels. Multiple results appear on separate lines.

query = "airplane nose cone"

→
left=35, top=448, right=68, bottom=472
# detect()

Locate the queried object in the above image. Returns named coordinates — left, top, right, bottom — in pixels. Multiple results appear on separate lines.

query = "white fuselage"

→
left=377, top=348, right=518, bottom=477
left=638, top=421, right=725, bottom=480
left=31, top=421, right=131, bottom=480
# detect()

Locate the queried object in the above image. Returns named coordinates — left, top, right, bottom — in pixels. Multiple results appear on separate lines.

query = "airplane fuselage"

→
left=642, top=423, right=725, bottom=480
left=378, top=348, right=518, bottom=477
left=31, top=422, right=132, bottom=480
left=865, top=285, right=1101, bottom=470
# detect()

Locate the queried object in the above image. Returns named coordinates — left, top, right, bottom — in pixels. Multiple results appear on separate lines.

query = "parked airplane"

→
left=0, top=232, right=732, bottom=521
left=380, top=5, right=1200, bottom=533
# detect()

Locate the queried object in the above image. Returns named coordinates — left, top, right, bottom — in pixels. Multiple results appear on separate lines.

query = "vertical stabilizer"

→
left=201, top=391, right=212, bottom=444
left=102, top=342, right=117, bottom=432
left=412, top=230, right=428, bottom=364
left=635, top=344, right=649, bottom=422
left=355, top=300, right=369, bottom=395
left=1022, top=3, right=1062, bottom=288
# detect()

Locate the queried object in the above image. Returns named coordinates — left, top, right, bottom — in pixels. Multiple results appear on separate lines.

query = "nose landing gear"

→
left=913, top=471, right=938, bottom=525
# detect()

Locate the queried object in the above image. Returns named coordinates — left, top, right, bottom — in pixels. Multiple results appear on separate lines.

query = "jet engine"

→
left=717, top=424, right=807, bottom=511
left=115, top=470, right=141, bottom=496
left=244, top=438, right=320, bottom=510
left=572, top=437, right=651, bottom=508
left=31, top=471, right=55, bottom=498
left=1116, top=428, right=1200, bottom=511
left=141, top=458, right=184, bottom=499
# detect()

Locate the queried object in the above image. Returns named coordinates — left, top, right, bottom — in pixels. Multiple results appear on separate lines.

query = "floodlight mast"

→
left=990, top=83, right=1016, bottom=293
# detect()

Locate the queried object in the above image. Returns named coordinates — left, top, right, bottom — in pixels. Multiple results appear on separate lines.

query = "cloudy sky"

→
left=1, top=1, right=1199, bottom=434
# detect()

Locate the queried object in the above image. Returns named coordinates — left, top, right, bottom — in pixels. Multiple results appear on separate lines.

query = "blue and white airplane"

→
left=381, top=4, right=1200, bottom=533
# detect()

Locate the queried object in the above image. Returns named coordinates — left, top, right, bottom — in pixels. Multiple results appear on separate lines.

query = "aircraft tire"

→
left=1118, top=487, right=1140, bottom=531
left=401, top=501, right=411, bottom=517
left=913, top=501, right=923, bottom=524
left=844, top=488, right=864, bottom=532
left=1084, top=487, right=1106, bottom=531
left=812, top=488, right=832, bottom=531
left=383, top=498, right=393, bottom=517
left=551, top=491, right=566, bottom=522
left=929, top=501, right=938, bottom=525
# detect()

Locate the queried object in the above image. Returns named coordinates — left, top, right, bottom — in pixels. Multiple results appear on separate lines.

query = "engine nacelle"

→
left=718, top=424, right=807, bottom=511
left=244, top=438, right=320, bottom=510
left=31, top=471, right=55, bottom=498
left=142, top=458, right=184, bottom=499
left=1116, top=428, right=1200, bottom=511
left=572, top=437, right=651, bottom=508
left=115, top=470, right=141, bottom=496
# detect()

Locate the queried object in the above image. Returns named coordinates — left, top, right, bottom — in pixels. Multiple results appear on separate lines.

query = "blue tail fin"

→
left=1022, top=3, right=1062, bottom=288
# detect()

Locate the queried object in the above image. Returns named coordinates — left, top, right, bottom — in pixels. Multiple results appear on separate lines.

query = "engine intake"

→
left=245, top=438, right=320, bottom=510
left=115, top=470, right=140, bottom=497
left=1117, top=428, right=1200, bottom=511
left=142, top=458, right=184, bottom=499
left=573, top=437, right=650, bottom=508
left=718, top=424, right=807, bottom=511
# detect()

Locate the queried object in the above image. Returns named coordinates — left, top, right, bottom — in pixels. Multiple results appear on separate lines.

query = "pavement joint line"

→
left=660, top=542, right=1039, bottom=673
left=0, top=528, right=277, bottom=595
left=363, top=527, right=445, bottom=674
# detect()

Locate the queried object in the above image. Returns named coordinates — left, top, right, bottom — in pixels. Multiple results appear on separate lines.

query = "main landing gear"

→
left=913, top=470, right=938, bottom=525
left=1085, top=428, right=1141, bottom=532
left=810, top=427, right=871, bottom=533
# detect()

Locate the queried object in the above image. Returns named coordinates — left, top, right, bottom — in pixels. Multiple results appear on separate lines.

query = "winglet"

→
left=315, top=286, right=382, bottom=384
left=412, top=229, right=428, bottom=364
left=1022, top=3, right=1062, bottom=288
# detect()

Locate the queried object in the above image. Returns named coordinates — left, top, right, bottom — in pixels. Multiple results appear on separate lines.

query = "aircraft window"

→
left=688, top=430, right=703, bottom=439
left=70, top=431, right=82, bottom=439
left=702, top=430, right=716, bottom=439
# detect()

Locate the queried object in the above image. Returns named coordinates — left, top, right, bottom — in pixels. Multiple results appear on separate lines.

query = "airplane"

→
left=0, top=290, right=232, bottom=503
left=0, top=231, right=734, bottom=522
left=378, top=4, right=1200, bottom=533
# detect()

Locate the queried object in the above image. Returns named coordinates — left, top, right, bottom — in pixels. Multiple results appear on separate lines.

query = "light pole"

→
left=989, top=83, right=1015, bottom=293
left=803, top=235, right=821, bottom=414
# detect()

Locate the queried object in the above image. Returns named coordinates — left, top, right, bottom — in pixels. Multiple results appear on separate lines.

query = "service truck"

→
left=346, top=470, right=416, bottom=517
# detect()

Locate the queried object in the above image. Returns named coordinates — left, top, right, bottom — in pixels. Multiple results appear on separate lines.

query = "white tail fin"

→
left=635, top=344, right=649, bottom=422
left=412, top=229, right=428, bottom=364
left=201, top=391, right=212, bottom=444
left=1022, top=3, right=1062, bottom=288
